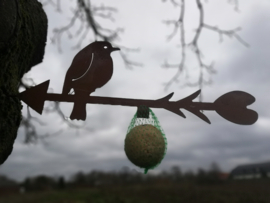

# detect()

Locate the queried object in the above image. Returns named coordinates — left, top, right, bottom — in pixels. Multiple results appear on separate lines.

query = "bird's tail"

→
left=70, top=102, right=87, bottom=121
left=70, top=91, right=88, bottom=121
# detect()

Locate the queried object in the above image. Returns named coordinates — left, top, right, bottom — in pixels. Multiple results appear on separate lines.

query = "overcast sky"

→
left=1, top=0, right=270, bottom=181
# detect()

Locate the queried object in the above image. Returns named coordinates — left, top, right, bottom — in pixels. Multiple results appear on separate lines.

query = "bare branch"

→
left=203, top=24, right=249, bottom=47
left=71, top=26, right=90, bottom=50
left=163, top=0, right=187, bottom=92
left=20, top=107, right=52, bottom=143
left=162, top=0, right=247, bottom=101
left=118, top=52, right=143, bottom=70
left=39, top=0, right=61, bottom=12
left=43, top=101, right=90, bottom=129
left=227, top=0, right=239, bottom=11
left=51, top=8, right=80, bottom=52
left=49, top=0, right=140, bottom=69
left=162, top=0, right=180, bottom=7
left=163, top=20, right=180, bottom=41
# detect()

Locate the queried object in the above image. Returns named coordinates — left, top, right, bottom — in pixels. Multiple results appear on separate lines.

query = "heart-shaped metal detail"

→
left=214, top=91, right=258, bottom=125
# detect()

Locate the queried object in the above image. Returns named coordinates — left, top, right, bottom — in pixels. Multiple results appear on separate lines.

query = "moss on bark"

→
left=0, top=0, right=47, bottom=164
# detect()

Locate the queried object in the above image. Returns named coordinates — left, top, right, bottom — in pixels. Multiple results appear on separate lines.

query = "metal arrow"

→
left=19, top=80, right=258, bottom=125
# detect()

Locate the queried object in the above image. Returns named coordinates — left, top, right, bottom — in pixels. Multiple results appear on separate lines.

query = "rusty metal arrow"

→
left=19, top=80, right=258, bottom=125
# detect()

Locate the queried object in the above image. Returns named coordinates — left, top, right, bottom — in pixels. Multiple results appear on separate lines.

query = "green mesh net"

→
left=125, top=106, right=167, bottom=174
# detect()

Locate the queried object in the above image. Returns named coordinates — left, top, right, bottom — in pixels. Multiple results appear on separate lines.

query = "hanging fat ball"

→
left=124, top=124, right=166, bottom=172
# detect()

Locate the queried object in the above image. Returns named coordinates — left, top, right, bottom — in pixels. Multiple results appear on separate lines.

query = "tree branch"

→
left=162, top=0, right=248, bottom=101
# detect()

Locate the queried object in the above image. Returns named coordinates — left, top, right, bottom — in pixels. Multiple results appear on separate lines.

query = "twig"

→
left=49, top=0, right=140, bottom=69
left=163, top=0, right=186, bottom=91
left=163, top=0, right=247, bottom=101
left=203, top=24, right=249, bottom=47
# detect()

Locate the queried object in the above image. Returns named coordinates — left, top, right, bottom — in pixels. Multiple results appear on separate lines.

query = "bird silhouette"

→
left=62, top=41, right=120, bottom=120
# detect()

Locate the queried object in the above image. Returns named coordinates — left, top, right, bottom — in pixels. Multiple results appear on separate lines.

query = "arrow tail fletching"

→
left=184, top=108, right=211, bottom=124
left=181, top=90, right=201, bottom=102
left=156, top=92, right=174, bottom=102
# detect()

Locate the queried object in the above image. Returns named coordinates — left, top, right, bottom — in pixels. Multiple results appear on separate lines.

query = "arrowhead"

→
left=19, top=80, right=50, bottom=114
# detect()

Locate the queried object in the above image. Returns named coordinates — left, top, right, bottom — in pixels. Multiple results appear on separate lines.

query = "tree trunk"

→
left=0, top=0, right=48, bottom=164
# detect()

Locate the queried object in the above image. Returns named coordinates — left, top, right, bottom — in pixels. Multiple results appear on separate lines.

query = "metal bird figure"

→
left=62, top=41, right=120, bottom=120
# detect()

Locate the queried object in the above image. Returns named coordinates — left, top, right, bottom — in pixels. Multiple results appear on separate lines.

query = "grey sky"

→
left=0, top=0, right=270, bottom=181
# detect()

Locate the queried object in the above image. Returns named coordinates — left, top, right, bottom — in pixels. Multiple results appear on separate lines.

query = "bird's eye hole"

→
left=104, top=46, right=108, bottom=49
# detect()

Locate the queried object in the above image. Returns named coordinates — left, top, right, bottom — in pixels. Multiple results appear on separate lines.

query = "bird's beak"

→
left=111, top=47, right=120, bottom=52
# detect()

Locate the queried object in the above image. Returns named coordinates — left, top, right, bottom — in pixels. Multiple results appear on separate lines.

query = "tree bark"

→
left=0, top=0, right=48, bottom=164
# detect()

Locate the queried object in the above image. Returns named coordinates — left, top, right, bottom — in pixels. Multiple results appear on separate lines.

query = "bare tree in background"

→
left=20, top=0, right=248, bottom=142
left=162, top=0, right=248, bottom=101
